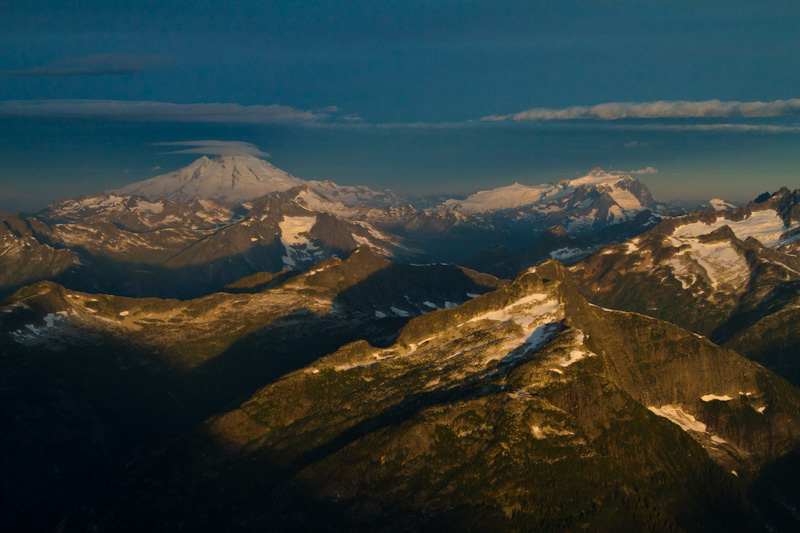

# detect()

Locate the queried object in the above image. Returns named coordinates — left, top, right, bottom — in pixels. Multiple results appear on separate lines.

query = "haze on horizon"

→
left=1, top=1, right=799, bottom=211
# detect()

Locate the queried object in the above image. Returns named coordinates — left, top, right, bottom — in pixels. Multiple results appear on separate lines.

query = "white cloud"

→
left=609, top=167, right=658, bottom=176
left=154, top=140, right=270, bottom=157
left=0, top=100, right=338, bottom=124
left=629, top=167, right=658, bottom=175
left=481, top=99, right=800, bottom=121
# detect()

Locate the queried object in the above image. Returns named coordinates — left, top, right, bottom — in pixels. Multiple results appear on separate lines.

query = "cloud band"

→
left=482, top=98, right=800, bottom=122
left=0, top=99, right=337, bottom=124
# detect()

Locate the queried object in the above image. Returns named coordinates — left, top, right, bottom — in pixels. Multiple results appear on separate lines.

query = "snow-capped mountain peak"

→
left=111, top=155, right=409, bottom=209
left=112, top=154, right=306, bottom=203
left=438, top=169, right=654, bottom=216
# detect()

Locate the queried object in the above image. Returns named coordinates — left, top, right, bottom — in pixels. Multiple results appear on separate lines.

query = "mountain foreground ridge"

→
left=60, top=260, right=800, bottom=531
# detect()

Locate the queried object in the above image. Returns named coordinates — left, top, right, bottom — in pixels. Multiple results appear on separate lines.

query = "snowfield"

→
left=666, top=237, right=749, bottom=290
left=673, top=209, right=800, bottom=248
left=278, top=216, right=318, bottom=268
left=295, top=189, right=359, bottom=218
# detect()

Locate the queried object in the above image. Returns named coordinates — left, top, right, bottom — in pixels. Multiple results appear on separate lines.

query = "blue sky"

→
left=1, top=1, right=799, bottom=210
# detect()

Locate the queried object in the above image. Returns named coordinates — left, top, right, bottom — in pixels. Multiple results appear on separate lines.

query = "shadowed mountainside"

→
left=0, top=248, right=504, bottom=530
left=59, top=262, right=800, bottom=532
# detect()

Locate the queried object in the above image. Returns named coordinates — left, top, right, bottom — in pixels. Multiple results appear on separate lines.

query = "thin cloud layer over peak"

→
left=0, top=100, right=342, bottom=124
left=482, top=99, right=800, bottom=121
left=155, top=140, right=270, bottom=157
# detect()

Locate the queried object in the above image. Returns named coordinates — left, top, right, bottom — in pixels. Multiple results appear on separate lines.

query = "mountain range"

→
left=2, top=155, right=800, bottom=531
left=0, top=155, right=662, bottom=299
left=8, top=260, right=798, bottom=531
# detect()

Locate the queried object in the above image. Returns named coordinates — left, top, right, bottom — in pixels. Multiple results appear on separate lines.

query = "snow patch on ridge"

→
left=609, top=188, right=642, bottom=212
left=296, top=189, right=358, bottom=218
left=648, top=405, right=707, bottom=433
left=135, top=199, right=164, bottom=214
left=666, top=235, right=748, bottom=290
left=549, top=247, right=588, bottom=262
left=467, top=293, right=550, bottom=324
left=568, top=209, right=598, bottom=230
left=279, top=216, right=318, bottom=268
left=390, top=306, right=410, bottom=317
left=558, top=350, right=590, bottom=367
left=556, top=331, right=596, bottom=367
left=10, top=312, right=66, bottom=343
left=701, top=394, right=733, bottom=402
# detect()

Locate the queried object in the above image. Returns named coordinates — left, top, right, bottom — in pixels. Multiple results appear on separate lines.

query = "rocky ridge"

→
left=571, top=187, right=800, bottom=385
left=60, top=262, right=800, bottom=531
left=0, top=248, right=504, bottom=530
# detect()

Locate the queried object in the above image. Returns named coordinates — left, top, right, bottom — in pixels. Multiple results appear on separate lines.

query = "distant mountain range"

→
left=0, top=155, right=663, bottom=299
left=3, top=155, right=800, bottom=531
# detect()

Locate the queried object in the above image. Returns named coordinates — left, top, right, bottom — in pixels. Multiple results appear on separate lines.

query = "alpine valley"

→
left=2, top=155, right=800, bottom=531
